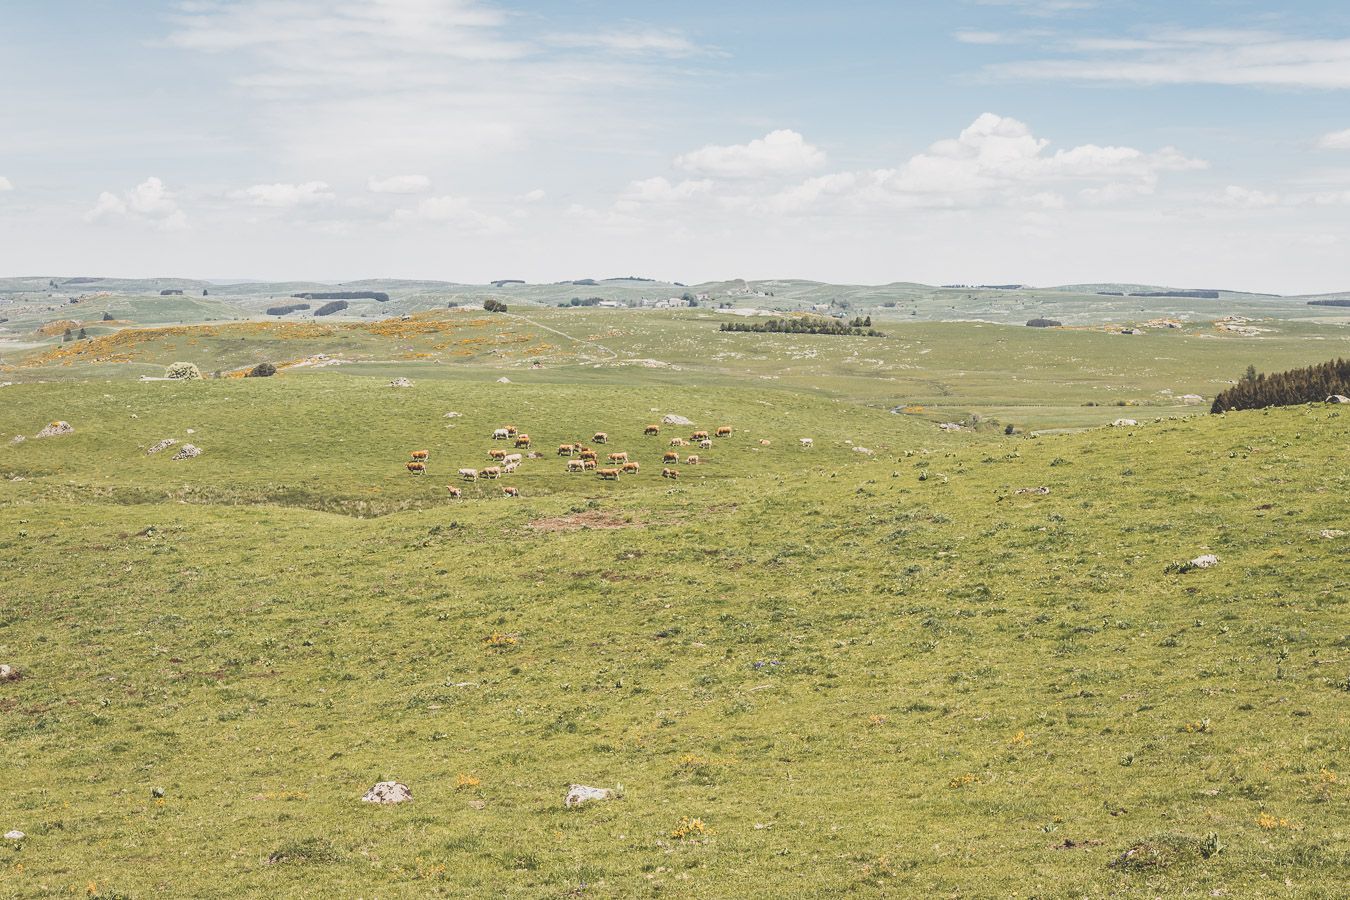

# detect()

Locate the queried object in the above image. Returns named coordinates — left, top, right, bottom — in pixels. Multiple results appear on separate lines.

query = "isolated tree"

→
left=1244, top=364, right=1259, bottom=383
left=246, top=362, right=277, bottom=378
left=78, top=327, right=87, bottom=340
left=62, top=327, right=72, bottom=342
left=102, top=311, right=114, bottom=321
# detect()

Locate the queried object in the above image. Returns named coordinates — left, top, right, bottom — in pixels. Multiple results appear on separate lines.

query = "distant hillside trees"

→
left=292, top=291, right=390, bottom=302
left=101, top=311, right=114, bottom=321
left=1130, top=290, right=1219, bottom=299
left=720, top=316, right=883, bottom=337
left=266, top=303, right=311, bottom=316
left=1308, top=298, right=1350, bottom=307
left=1026, top=318, right=1063, bottom=327
left=483, top=299, right=508, bottom=313
left=1211, top=358, right=1350, bottom=413
left=246, top=362, right=277, bottom=378
left=313, top=300, right=350, bottom=316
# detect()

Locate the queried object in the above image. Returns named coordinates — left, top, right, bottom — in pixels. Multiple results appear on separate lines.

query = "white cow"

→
left=492, top=428, right=510, bottom=440
left=458, top=468, right=479, bottom=481
left=504, top=453, right=523, bottom=464
left=799, top=438, right=813, bottom=449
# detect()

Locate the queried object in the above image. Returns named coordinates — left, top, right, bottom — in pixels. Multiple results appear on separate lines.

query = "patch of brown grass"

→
left=526, top=510, right=645, bottom=532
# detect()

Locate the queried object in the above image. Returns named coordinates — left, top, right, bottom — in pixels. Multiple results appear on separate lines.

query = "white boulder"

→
left=361, top=781, right=412, bottom=804
left=564, top=784, right=616, bottom=808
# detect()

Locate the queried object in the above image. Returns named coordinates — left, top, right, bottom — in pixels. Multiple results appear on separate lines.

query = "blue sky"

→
left=1, top=0, right=1349, bottom=292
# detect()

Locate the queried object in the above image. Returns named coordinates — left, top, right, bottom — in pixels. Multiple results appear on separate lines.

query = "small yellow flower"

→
left=948, top=773, right=980, bottom=788
left=455, top=773, right=481, bottom=789
left=867, top=714, right=888, bottom=727
left=1320, top=768, right=1338, bottom=784
left=670, top=816, right=712, bottom=839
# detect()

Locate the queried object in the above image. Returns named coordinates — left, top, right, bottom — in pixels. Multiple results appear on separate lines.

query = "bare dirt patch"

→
left=526, top=510, right=645, bottom=532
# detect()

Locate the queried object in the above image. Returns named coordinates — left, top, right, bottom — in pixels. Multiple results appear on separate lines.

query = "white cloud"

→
left=368, top=174, right=433, bottom=194
left=521, top=189, right=546, bottom=203
left=1316, top=128, right=1350, bottom=150
left=230, top=181, right=335, bottom=207
left=619, top=176, right=712, bottom=205
left=1217, top=185, right=1281, bottom=208
left=986, top=29, right=1350, bottom=89
left=676, top=130, right=827, bottom=178
left=85, top=177, right=187, bottom=231
left=974, top=0, right=1099, bottom=16
left=0, top=176, right=11, bottom=192
left=546, top=28, right=703, bottom=57
left=390, top=194, right=509, bottom=234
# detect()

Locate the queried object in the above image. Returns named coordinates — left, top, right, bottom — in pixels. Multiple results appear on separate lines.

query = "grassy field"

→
left=0, top=369, right=1346, bottom=897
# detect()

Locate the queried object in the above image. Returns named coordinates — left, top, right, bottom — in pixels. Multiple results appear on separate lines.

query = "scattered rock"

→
left=171, top=444, right=202, bottom=461
left=938, top=422, right=963, bottom=432
left=1327, top=394, right=1350, bottom=404
left=1180, top=394, right=1204, bottom=404
left=1015, top=486, right=1051, bottom=496
left=496, top=377, right=512, bottom=384
left=443, top=411, right=462, bottom=418
left=362, top=781, right=412, bottom=804
left=852, top=446, right=873, bottom=454
left=1112, top=419, right=1138, bottom=427
left=151, top=786, right=166, bottom=799
left=564, top=784, right=616, bottom=808
left=146, top=438, right=178, bottom=455
left=1054, top=838, right=1103, bottom=850
left=1319, top=529, right=1345, bottom=539
left=4, top=831, right=24, bottom=841
left=467, top=800, right=486, bottom=810
left=1189, top=554, right=1219, bottom=569
left=389, top=377, right=413, bottom=388
left=662, top=414, right=694, bottom=426
left=8, top=435, right=24, bottom=445
left=35, top=421, right=73, bottom=438
left=0, top=664, right=20, bottom=682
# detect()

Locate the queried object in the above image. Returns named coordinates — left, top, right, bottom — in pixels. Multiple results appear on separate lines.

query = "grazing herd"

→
left=399, top=418, right=813, bottom=500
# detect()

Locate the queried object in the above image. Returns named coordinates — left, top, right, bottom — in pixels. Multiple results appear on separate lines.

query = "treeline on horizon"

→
left=1307, top=298, right=1350, bottom=307
left=292, top=291, right=390, bottom=302
left=719, top=316, right=883, bottom=337
left=1211, top=358, right=1349, bottom=413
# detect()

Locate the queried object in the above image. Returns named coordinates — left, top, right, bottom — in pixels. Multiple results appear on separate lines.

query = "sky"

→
left=1, top=0, right=1349, bottom=293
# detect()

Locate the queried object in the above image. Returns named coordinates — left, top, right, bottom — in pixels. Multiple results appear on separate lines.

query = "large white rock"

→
left=1112, top=418, right=1138, bottom=427
left=1189, top=554, right=1219, bottom=569
left=171, top=444, right=202, bottom=460
left=389, top=377, right=413, bottom=388
left=0, top=664, right=19, bottom=681
left=662, top=414, right=694, bottom=426
left=361, top=781, right=412, bottom=804
left=4, top=831, right=24, bottom=841
left=564, top=784, right=615, bottom=808
left=35, top=421, right=73, bottom=438
left=146, top=438, right=178, bottom=455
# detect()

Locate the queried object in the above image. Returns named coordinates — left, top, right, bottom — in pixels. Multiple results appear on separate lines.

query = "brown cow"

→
left=607, top=451, right=628, bottom=463
left=661, top=467, right=679, bottom=479
left=489, top=448, right=507, bottom=460
left=406, top=461, right=426, bottom=475
left=502, top=486, right=520, bottom=498
left=597, top=467, right=620, bottom=480
left=505, top=426, right=518, bottom=437
left=583, top=459, right=597, bottom=470
left=699, top=439, right=712, bottom=450
left=669, top=438, right=688, bottom=447
left=759, top=439, right=771, bottom=446
left=580, top=450, right=598, bottom=461
left=557, top=444, right=575, bottom=457
left=566, top=459, right=585, bottom=472
left=446, top=486, right=462, bottom=498
left=514, top=434, right=531, bottom=449
left=691, top=430, right=709, bottom=441
left=644, top=424, right=660, bottom=436
left=715, top=426, right=732, bottom=437
left=481, top=466, right=502, bottom=480
left=593, top=432, right=608, bottom=444
left=622, top=461, right=640, bottom=474
left=685, top=454, right=700, bottom=465
left=410, top=449, right=429, bottom=461
left=663, top=451, right=679, bottom=463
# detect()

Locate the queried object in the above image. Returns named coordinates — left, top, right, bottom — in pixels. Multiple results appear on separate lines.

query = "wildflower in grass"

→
left=455, top=773, right=481, bottom=790
left=948, top=773, right=980, bottom=789
left=1009, top=730, right=1030, bottom=746
left=1255, top=813, right=1298, bottom=830
left=670, top=816, right=712, bottom=840
left=1181, top=718, right=1213, bottom=734
left=1321, top=768, right=1338, bottom=784
left=483, top=631, right=519, bottom=649
left=867, top=714, right=888, bottom=727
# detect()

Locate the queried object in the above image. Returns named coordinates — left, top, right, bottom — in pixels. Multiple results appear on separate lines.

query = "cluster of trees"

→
left=292, top=291, right=390, bottom=302
left=246, top=362, right=277, bottom=378
left=1308, top=298, right=1350, bottom=307
left=719, top=316, right=883, bottom=337
left=1210, top=358, right=1349, bottom=413
left=313, top=300, right=349, bottom=316
left=1130, top=290, right=1219, bottom=299
left=61, top=327, right=88, bottom=342
left=265, top=303, right=311, bottom=316
left=1026, top=318, right=1062, bottom=328
left=483, top=299, right=508, bottom=313
left=566, top=297, right=604, bottom=307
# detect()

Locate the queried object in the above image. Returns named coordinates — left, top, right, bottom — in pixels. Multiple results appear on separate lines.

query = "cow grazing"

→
left=492, top=428, right=509, bottom=440
left=597, top=468, right=620, bottom=480
left=663, top=451, right=679, bottom=464
left=580, top=450, right=598, bottom=461
left=558, top=444, right=575, bottom=457
left=567, top=459, right=585, bottom=472
left=685, top=454, right=700, bottom=465
left=446, top=486, right=462, bottom=499
left=489, top=448, right=507, bottom=461
left=504, top=453, right=522, bottom=464
left=622, top=461, right=640, bottom=474
left=799, top=438, right=813, bottom=448
left=459, top=468, right=479, bottom=481
left=593, top=432, right=608, bottom=444
left=481, top=466, right=502, bottom=480
left=699, top=439, right=712, bottom=450
left=505, top=426, right=518, bottom=437
left=514, top=434, right=531, bottom=449
left=644, top=425, right=660, bottom=436
left=691, top=430, right=709, bottom=441
left=661, top=467, right=679, bottom=479
left=716, top=426, right=732, bottom=438
left=502, top=462, right=519, bottom=474
left=670, top=438, right=688, bottom=447
left=406, top=461, right=426, bottom=475
left=502, top=486, right=520, bottom=498
left=607, top=451, right=628, bottom=463
left=410, top=449, right=429, bottom=461
left=583, top=459, right=597, bottom=470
